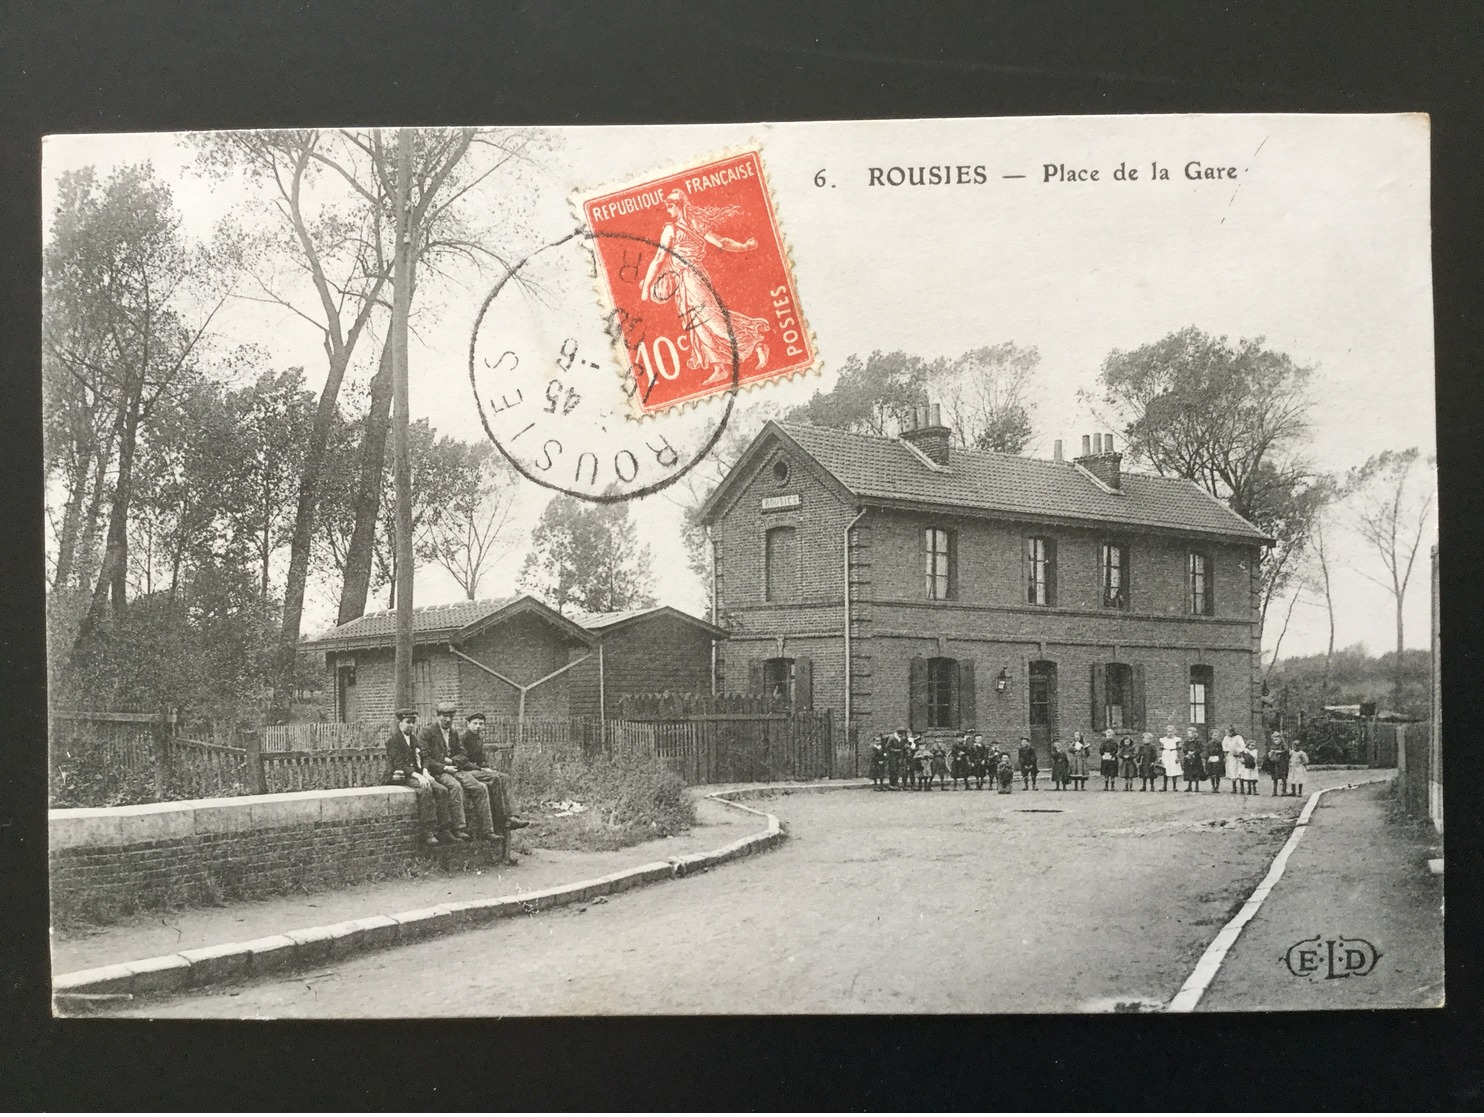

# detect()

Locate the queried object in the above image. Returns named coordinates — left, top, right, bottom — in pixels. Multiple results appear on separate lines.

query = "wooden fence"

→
left=54, top=706, right=841, bottom=806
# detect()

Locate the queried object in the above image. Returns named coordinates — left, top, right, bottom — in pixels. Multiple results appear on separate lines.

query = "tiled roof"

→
left=772, top=422, right=1270, bottom=542
left=307, top=598, right=725, bottom=648
left=564, top=606, right=664, bottom=631
left=565, top=605, right=727, bottom=637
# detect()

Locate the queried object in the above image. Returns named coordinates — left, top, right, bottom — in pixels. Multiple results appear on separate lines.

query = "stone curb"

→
left=52, top=779, right=816, bottom=1005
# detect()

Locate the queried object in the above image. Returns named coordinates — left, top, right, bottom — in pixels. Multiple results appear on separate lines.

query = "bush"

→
left=512, top=748, right=696, bottom=852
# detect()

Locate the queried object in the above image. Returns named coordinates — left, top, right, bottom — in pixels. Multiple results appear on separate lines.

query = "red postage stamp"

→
left=579, top=149, right=816, bottom=414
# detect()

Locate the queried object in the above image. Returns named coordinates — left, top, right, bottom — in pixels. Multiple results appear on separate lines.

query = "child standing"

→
left=1069, top=733, right=1090, bottom=790
left=1099, top=735, right=1118, bottom=791
left=1240, top=746, right=1258, bottom=794
left=1118, top=735, right=1138, bottom=791
left=1288, top=743, right=1310, bottom=797
left=1182, top=728, right=1204, bottom=792
left=1050, top=742, right=1069, bottom=790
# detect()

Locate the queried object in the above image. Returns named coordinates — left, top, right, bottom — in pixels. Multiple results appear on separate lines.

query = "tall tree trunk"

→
left=274, top=350, right=353, bottom=718
left=337, top=334, right=395, bottom=623
left=74, top=415, right=119, bottom=591
left=1394, top=591, right=1405, bottom=709
left=51, top=439, right=93, bottom=593
left=78, top=391, right=142, bottom=645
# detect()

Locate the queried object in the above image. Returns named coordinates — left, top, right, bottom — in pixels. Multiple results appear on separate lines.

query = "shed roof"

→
left=700, top=421, right=1271, bottom=544
left=564, top=604, right=728, bottom=639
left=304, top=594, right=595, bottom=651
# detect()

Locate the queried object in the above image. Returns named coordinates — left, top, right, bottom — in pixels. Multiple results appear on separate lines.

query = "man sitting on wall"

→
left=383, top=708, right=457, bottom=846
left=450, top=712, right=531, bottom=833
left=419, top=701, right=483, bottom=843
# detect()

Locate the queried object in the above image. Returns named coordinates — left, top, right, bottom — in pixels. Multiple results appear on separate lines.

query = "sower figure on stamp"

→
left=640, top=189, right=770, bottom=387
left=451, top=711, right=532, bottom=838
left=383, top=708, right=454, bottom=847
left=418, top=701, right=480, bottom=843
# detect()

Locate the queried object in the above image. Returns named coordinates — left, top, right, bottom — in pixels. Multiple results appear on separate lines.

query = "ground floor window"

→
left=1029, top=660, right=1057, bottom=728
left=763, top=657, right=795, bottom=708
left=1092, top=661, right=1145, bottom=731
left=1189, top=664, right=1213, bottom=729
left=413, top=658, right=435, bottom=723
left=910, top=656, right=976, bottom=730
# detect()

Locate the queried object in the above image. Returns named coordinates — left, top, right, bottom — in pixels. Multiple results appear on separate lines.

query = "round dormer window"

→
left=772, top=459, right=790, bottom=485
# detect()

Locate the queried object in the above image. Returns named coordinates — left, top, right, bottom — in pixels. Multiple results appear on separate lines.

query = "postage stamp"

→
left=578, top=149, right=816, bottom=415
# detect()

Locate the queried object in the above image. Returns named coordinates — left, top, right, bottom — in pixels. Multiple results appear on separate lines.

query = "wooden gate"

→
left=610, top=699, right=836, bottom=785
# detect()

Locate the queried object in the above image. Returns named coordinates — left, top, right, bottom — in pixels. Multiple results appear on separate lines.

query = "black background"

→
left=2, top=1, right=1481, bottom=1109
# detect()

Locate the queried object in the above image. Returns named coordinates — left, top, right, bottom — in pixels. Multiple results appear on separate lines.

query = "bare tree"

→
left=1345, top=447, right=1436, bottom=705
left=935, top=342, right=1038, bottom=452
left=424, top=446, right=519, bottom=599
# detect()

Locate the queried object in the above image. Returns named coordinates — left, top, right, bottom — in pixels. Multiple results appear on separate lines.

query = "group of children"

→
left=869, top=728, right=1065, bottom=794
left=868, top=724, right=1311, bottom=798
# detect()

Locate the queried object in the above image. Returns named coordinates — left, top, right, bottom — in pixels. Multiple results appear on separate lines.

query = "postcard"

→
left=44, top=113, right=1440, bottom=1016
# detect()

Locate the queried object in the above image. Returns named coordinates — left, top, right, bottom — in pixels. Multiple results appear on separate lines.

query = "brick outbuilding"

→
left=305, top=596, right=725, bottom=725
left=698, top=411, right=1274, bottom=762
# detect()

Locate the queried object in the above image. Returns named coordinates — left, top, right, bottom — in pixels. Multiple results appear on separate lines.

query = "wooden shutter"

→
left=1122, top=544, right=1132, bottom=609
left=1045, top=538, right=1058, bottom=606
left=794, top=656, right=813, bottom=711
left=748, top=659, right=765, bottom=695
left=1046, top=661, right=1059, bottom=735
left=1206, top=555, right=1215, bottom=615
left=1091, top=663, right=1107, bottom=731
left=948, top=530, right=959, bottom=600
left=957, top=659, right=976, bottom=729
left=909, top=656, right=929, bottom=732
left=1130, top=664, right=1147, bottom=730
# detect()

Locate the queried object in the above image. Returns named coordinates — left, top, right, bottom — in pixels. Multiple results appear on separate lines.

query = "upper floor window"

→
left=1027, top=536, right=1057, bottom=606
left=1100, top=542, right=1128, bottom=609
left=1188, top=550, right=1213, bottom=615
left=765, top=525, right=799, bottom=603
left=924, top=527, right=957, bottom=600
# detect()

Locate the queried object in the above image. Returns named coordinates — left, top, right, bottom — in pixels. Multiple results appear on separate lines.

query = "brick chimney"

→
left=1073, top=430, right=1122, bottom=490
left=900, top=402, right=951, bottom=466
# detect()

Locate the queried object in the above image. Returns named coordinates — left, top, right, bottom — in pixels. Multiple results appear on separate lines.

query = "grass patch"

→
left=513, top=749, right=696, bottom=853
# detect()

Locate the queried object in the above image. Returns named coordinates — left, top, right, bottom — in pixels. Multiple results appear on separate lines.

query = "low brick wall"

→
left=50, top=787, right=426, bottom=924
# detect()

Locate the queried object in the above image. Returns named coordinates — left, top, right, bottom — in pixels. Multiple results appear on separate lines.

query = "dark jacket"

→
left=452, top=727, right=489, bottom=769
left=1017, top=744, right=1038, bottom=769
left=383, top=730, right=428, bottom=783
left=418, top=723, right=459, bottom=776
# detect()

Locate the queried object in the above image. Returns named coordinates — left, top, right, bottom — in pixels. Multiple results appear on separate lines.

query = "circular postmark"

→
left=467, top=227, right=738, bottom=503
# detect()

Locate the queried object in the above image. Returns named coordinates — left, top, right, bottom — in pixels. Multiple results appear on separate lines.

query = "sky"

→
left=42, top=114, right=1438, bottom=659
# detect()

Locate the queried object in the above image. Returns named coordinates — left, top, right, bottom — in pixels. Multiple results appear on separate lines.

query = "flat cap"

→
left=395, top=707, right=418, bottom=719
left=435, top=700, right=458, bottom=715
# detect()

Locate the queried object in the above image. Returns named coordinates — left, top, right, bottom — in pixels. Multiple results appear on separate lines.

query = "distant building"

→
left=303, top=595, right=723, bottom=723
left=698, top=409, right=1273, bottom=761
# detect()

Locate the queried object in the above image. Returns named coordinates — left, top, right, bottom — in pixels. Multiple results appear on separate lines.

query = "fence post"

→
left=152, top=715, right=172, bottom=800
left=243, top=728, right=269, bottom=795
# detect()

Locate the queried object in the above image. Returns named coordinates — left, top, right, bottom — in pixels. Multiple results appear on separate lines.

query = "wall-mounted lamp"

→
left=995, top=668, right=1010, bottom=693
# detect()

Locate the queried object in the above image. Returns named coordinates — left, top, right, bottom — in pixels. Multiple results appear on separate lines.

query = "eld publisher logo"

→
left=1284, top=935, right=1383, bottom=980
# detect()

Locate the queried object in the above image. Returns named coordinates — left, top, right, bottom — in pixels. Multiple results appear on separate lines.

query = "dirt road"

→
left=112, top=771, right=1406, bottom=1017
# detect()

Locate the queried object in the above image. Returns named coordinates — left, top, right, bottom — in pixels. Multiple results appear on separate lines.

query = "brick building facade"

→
left=699, top=413, right=1271, bottom=763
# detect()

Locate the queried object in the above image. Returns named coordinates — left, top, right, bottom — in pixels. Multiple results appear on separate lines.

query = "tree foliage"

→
left=44, top=163, right=231, bottom=685
left=1090, top=327, right=1326, bottom=636
left=519, top=495, right=656, bottom=614
left=786, top=344, right=1038, bottom=451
